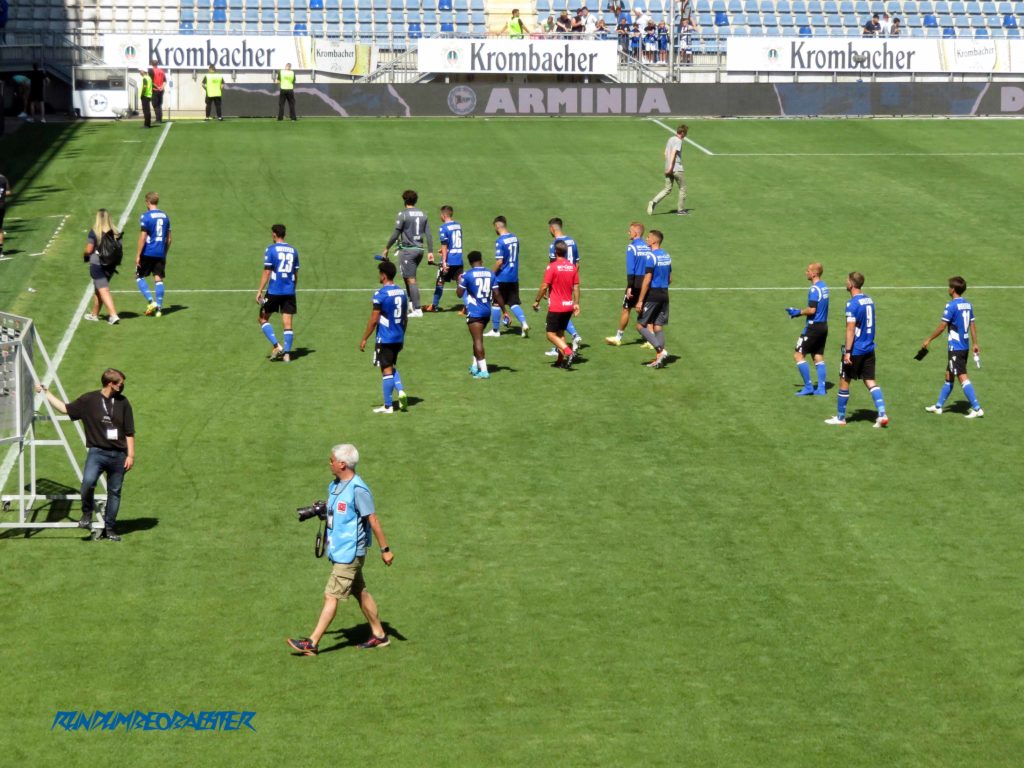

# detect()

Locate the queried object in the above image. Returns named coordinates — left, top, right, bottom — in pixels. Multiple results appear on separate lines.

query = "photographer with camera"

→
left=287, top=444, right=394, bottom=655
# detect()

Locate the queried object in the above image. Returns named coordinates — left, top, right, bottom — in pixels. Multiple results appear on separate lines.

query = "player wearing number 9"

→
left=824, top=272, right=889, bottom=428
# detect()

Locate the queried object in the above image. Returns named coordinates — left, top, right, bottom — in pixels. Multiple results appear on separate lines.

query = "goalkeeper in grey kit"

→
left=381, top=189, right=434, bottom=318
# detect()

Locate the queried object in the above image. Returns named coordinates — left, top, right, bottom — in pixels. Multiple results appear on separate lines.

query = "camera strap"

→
left=315, top=517, right=327, bottom=558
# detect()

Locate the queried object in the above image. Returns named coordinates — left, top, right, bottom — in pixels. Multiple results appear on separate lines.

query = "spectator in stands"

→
left=880, top=12, right=892, bottom=35
left=150, top=59, right=165, bottom=124
left=678, top=16, right=697, bottom=64
left=28, top=63, right=48, bottom=124
left=643, top=22, right=658, bottom=63
left=571, top=11, right=585, bottom=34
left=607, top=0, right=623, bottom=18
left=617, top=16, right=631, bottom=49
left=202, top=64, right=224, bottom=121
left=500, top=8, right=530, bottom=38
left=889, top=16, right=901, bottom=36
left=542, top=14, right=556, bottom=34
left=862, top=14, right=881, bottom=36
left=556, top=10, right=573, bottom=35
left=582, top=6, right=598, bottom=36
left=595, top=17, right=611, bottom=38
left=657, top=20, right=669, bottom=64
left=630, top=23, right=642, bottom=57
left=634, top=7, right=652, bottom=31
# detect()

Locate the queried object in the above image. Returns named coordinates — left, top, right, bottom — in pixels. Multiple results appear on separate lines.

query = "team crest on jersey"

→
left=336, top=501, right=347, bottom=512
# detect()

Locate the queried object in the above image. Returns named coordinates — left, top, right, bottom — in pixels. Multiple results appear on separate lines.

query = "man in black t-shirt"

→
left=37, top=369, right=135, bottom=541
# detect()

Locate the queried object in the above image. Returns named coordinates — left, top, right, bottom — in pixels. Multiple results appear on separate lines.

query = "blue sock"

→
left=796, top=361, right=812, bottom=387
left=815, top=362, right=826, bottom=389
left=392, top=369, right=404, bottom=392
left=936, top=380, right=953, bottom=407
left=510, top=305, right=527, bottom=325
left=837, top=388, right=850, bottom=420
left=869, top=385, right=886, bottom=416
left=567, top=319, right=578, bottom=337
left=961, top=379, right=981, bottom=410
left=136, top=278, right=153, bottom=302
left=432, top=284, right=444, bottom=307
left=154, top=281, right=165, bottom=307
left=491, top=306, right=501, bottom=332
left=283, top=330, right=293, bottom=353
left=261, top=322, right=278, bottom=345
left=382, top=374, right=395, bottom=407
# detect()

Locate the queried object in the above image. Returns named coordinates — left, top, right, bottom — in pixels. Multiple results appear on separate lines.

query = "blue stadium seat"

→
left=409, top=21, right=422, bottom=36
left=949, top=0, right=965, bottom=12
left=1004, top=13, right=1018, bottom=26
left=764, top=12, right=778, bottom=23
left=214, top=0, right=227, bottom=8
left=310, top=0, right=325, bottom=7
left=438, top=0, right=453, bottom=9
left=799, top=22, right=812, bottom=32
left=779, top=12, right=795, bottom=23
left=440, top=20, right=454, bottom=30
left=748, top=11, right=763, bottom=23
left=715, top=10, right=731, bottom=23
left=213, top=8, right=227, bottom=21
left=824, top=0, right=837, bottom=11
left=1008, top=25, right=1021, bottom=36
left=294, top=21, right=307, bottom=33
left=180, top=20, right=195, bottom=32
left=777, top=0, right=791, bottom=10
left=934, top=0, right=949, bottom=11
left=728, top=0, right=742, bottom=11
left=942, top=24, right=955, bottom=33
left=923, top=12, right=937, bottom=24
left=181, top=8, right=196, bottom=21
left=792, top=0, right=806, bottom=11
left=743, top=0, right=757, bottom=10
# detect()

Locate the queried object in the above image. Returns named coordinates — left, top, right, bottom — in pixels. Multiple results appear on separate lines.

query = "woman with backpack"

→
left=83, top=208, right=122, bottom=325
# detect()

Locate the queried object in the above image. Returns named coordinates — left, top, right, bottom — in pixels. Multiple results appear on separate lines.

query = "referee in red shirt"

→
left=533, top=240, right=580, bottom=368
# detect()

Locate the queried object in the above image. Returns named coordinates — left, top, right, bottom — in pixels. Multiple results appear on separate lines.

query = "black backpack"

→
left=97, top=231, right=123, bottom=269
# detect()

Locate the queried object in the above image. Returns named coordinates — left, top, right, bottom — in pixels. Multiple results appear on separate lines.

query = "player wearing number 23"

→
left=256, top=224, right=299, bottom=363
left=825, top=272, right=888, bottom=428
left=919, top=275, right=983, bottom=418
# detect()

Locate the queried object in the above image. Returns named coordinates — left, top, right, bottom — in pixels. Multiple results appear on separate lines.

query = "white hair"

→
left=331, top=444, right=359, bottom=467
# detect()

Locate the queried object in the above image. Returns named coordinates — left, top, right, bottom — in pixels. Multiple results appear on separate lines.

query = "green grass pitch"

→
left=1, top=117, right=1023, bottom=767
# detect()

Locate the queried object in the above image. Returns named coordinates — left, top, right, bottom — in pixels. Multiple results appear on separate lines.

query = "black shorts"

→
left=622, top=277, right=644, bottom=309
left=0, top=207, right=5, bottom=228
left=842, top=351, right=876, bottom=381
left=947, top=349, right=968, bottom=377
left=795, top=323, right=828, bottom=356
left=136, top=257, right=166, bottom=279
left=638, top=299, right=669, bottom=327
left=262, top=293, right=297, bottom=316
left=546, top=311, right=573, bottom=334
left=466, top=314, right=489, bottom=326
left=495, top=281, right=520, bottom=306
left=437, top=264, right=463, bottom=284
left=375, top=342, right=403, bottom=369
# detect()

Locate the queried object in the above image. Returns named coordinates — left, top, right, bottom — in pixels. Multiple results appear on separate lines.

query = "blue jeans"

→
left=81, top=448, right=126, bottom=529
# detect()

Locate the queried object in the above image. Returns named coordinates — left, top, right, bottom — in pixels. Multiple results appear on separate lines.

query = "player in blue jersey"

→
left=825, top=272, right=888, bottom=428
left=919, top=276, right=983, bottom=418
left=426, top=205, right=463, bottom=313
left=634, top=229, right=671, bottom=368
left=359, top=261, right=409, bottom=414
left=485, top=216, right=530, bottom=338
left=786, top=263, right=829, bottom=396
left=134, top=191, right=172, bottom=317
left=256, top=224, right=299, bottom=363
left=606, top=222, right=651, bottom=346
left=456, top=251, right=494, bottom=379
left=545, top=217, right=582, bottom=354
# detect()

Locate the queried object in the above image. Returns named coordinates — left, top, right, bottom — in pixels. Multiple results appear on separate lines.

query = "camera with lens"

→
left=296, top=500, right=327, bottom=522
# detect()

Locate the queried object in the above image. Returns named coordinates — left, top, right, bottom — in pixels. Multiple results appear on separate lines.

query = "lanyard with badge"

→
left=100, top=396, right=118, bottom=441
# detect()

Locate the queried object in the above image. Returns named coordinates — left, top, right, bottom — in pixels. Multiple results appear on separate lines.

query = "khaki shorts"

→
left=325, top=556, right=366, bottom=600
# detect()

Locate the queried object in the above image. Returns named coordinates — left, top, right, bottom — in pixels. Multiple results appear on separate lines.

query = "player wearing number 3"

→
left=825, top=272, right=888, bottom=428
left=360, top=261, right=410, bottom=414
left=256, top=224, right=299, bottom=363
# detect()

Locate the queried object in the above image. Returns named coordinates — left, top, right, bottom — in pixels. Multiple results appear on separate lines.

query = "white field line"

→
left=1, top=123, right=174, bottom=495
left=110, top=285, right=1024, bottom=295
left=647, top=117, right=716, bottom=156
left=0, top=214, right=70, bottom=261
left=47, top=122, right=174, bottom=384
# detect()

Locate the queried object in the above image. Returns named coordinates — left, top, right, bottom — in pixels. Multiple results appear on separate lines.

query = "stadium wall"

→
left=218, top=81, right=1024, bottom=117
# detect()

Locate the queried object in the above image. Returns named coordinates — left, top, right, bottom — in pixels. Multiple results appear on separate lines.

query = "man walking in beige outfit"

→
left=647, top=124, right=688, bottom=216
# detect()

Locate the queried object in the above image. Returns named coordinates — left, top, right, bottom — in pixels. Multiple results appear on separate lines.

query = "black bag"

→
left=97, top=231, right=123, bottom=269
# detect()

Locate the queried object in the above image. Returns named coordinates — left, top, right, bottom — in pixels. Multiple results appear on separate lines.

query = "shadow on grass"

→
left=317, top=621, right=408, bottom=654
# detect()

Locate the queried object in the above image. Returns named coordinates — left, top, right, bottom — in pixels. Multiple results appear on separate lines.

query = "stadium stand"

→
left=1, top=0, right=1021, bottom=46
